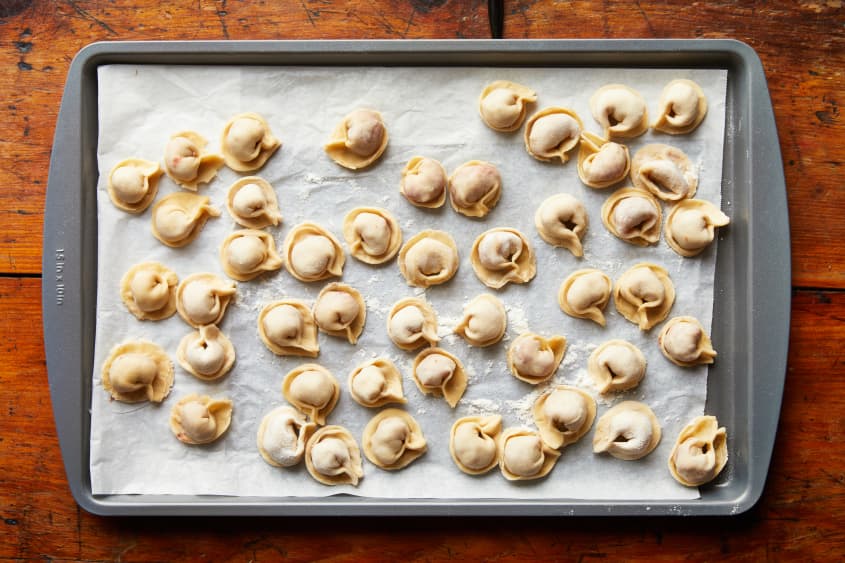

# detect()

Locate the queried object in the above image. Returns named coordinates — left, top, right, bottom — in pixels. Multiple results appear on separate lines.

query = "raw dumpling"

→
left=665, top=199, right=730, bottom=257
left=257, top=406, right=316, bottom=468
left=507, top=332, right=566, bottom=384
left=577, top=132, right=630, bottom=189
left=470, top=228, right=536, bottom=289
left=454, top=293, right=507, bottom=347
left=557, top=268, right=612, bottom=326
left=151, top=192, right=220, bottom=248
left=658, top=316, right=717, bottom=367
left=342, top=207, right=402, bottom=264
left=601, top=187, right=662, bottom=246
left=534, top=193, right=588, bottom=257
left=499, top=428, right=560, bottom=481
left=107, top=158, right=162, bottom=213
left=226, top=176, right=282, bottom=229
left=120, top=261, right=178, bottom=321
left=449, top=415, right=502, bottom=475
left=348, top=358, right=407, bottom=408
left=588, top=339, right=647, bottom=393
left=362, top=409, right=427, bottom=470
left=324, top=108, right=388, bottom=170
left=400, top=156, right=448, bottom=208
left=163, top=131, right=224, bottom=190
left=386, top=297, right=439, bottom=350
left=397, top=230, right=459, bottom=288
left=282, top=364, right=340, bottom=425
left=283, top=222, right=345, bottom=282
left=593, top=401, right=661, bottom=460
left=668, top=415, right=727, bottom=486
left=653, top=79, right=708, bottom=135
left=258, top=299, right=319, bottom=357
left=175, top=273, right=237, bottom=328
left=589, top=84, right=648, bottom=139
left=533, top=386, right=596, bottom=449
left=478, top=80, right=537, bottom=132
left=448, top=160, right=502, bottom=218
left=613, top=263, right=675, bottom=330
left=176, top=325, right=236, bottom=381
left=631, top=144, right=697, bottom=202
left=220, top=229, right=283, bottom=281
left=101, top=340, right=173, bottom=403
left=411, top=347, right=467, bottom=408
left=312, top=283, right=366, bottom=344
left=221, top=113, right=281, bottom=172
left=305, top=425, right=364, bottom=486
left=523, top=107, right=582, bottom=163
left=169, top=394, right=233, bottom=445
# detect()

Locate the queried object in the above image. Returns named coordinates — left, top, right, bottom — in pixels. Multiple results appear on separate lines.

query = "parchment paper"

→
left=92, top=65, right=727, bottom=500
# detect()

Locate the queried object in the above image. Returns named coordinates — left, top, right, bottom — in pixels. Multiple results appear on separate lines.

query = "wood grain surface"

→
left=1, top=0, right=843, bottom=560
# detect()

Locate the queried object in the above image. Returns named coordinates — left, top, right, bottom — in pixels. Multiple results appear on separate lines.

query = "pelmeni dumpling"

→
left=257, top=300, right=319, bottom=357
left=400, top=156, right=448, bottom=208
left=362, top=409, right=427, bottom=471
left=176, top=325, right=236, bottom=381
left=386, top=297, right=439, bottom=350
left=324, top=108, right=388, bottom=170
left=175, top=273, right=236, bottom=328
left=454, top=293, right=507, bottom=347
left=169, top=394, right=233, bottom=445
left=397, top=230, right=459, bottom=288
left=601, top=187, right=662, bottom=246
left=226, top=176, right=282, bottom=229
left=478, top=80, right=537, bottom=132
left=534, top=193, right=588, bottom=257
left=533, top=386, right=596, bottom=449
left=665, top=199, right=730, bottom=257
left=449, top=415, right=502, bottom=475
left=589, top=84, right=648, bottom=139
left=151, top=192, right=220, bottom=248
left=557, top=269, right=612, bottom=326
left=631, top=144, right=697, bottom=202
left=577, top=131, right=630, bottom=189
left=163, top=131, right=224, bottom=190
left=588, top=340, right=647, bottom=393
left=653, top=79, right=708, bottom=135
left=658, top=316, right=717, bottom=367
left=100, top=340, right=173, bottom=403
left=221, top=113, right=281, bottom=172
left=107, top=158, right=162, bottom=213
left=411, top=347, right=467, bottom=408
left=523, top=107, right=582, bottom=163
left=120, top=261, right=178, bottom=321
left=305, top=425, right=364, bottom=486
left=342, top=207, right=402, bottom=265
left=282, top=364, right=340, bottom=425
left=668, top=415, right=728, bottom=486
left=312, top=283, right=366, bottom=344
left=257, top=406, right=316, bottom=468
left=593, top=401, right=661, bottom=461
left=348, top=358, right=406, bottom=408
left=470, top=228, right=536, bottom=289
left=613, top=263, right=675, bottom=331
left=499, top=428, right=560, bottom=481
left=448, top=160, right=502, bottom=218
left=220, top=229, right=283, bottom=281
left=507, top=332, right=566, bottom=384
left=283, top=222, right=345, bottom=282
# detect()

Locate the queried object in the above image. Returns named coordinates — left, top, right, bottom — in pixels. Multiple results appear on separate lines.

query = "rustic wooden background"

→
left=1, top=0, right=843, bottom=559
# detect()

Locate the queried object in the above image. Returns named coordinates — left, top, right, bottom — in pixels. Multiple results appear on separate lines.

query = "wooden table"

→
left=1, top=1, right=843, bottom=559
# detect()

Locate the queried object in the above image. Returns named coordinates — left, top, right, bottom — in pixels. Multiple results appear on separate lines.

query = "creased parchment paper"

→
left=91, top=65, right=727, bottom=501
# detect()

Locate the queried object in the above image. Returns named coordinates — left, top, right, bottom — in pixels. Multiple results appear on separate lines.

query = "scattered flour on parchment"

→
left=504, top=386, right=547, bottom=427
left=462, top=398, right=502, bottom=416
left=506, top=305, right=530, bottom=334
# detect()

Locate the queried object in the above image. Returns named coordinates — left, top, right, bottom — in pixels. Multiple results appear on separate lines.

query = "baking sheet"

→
left=91, top=65, right=727, bottom=500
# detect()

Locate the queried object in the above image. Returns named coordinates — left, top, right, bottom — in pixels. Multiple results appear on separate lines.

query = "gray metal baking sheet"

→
left=42, top=39, right=790, bottom=516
